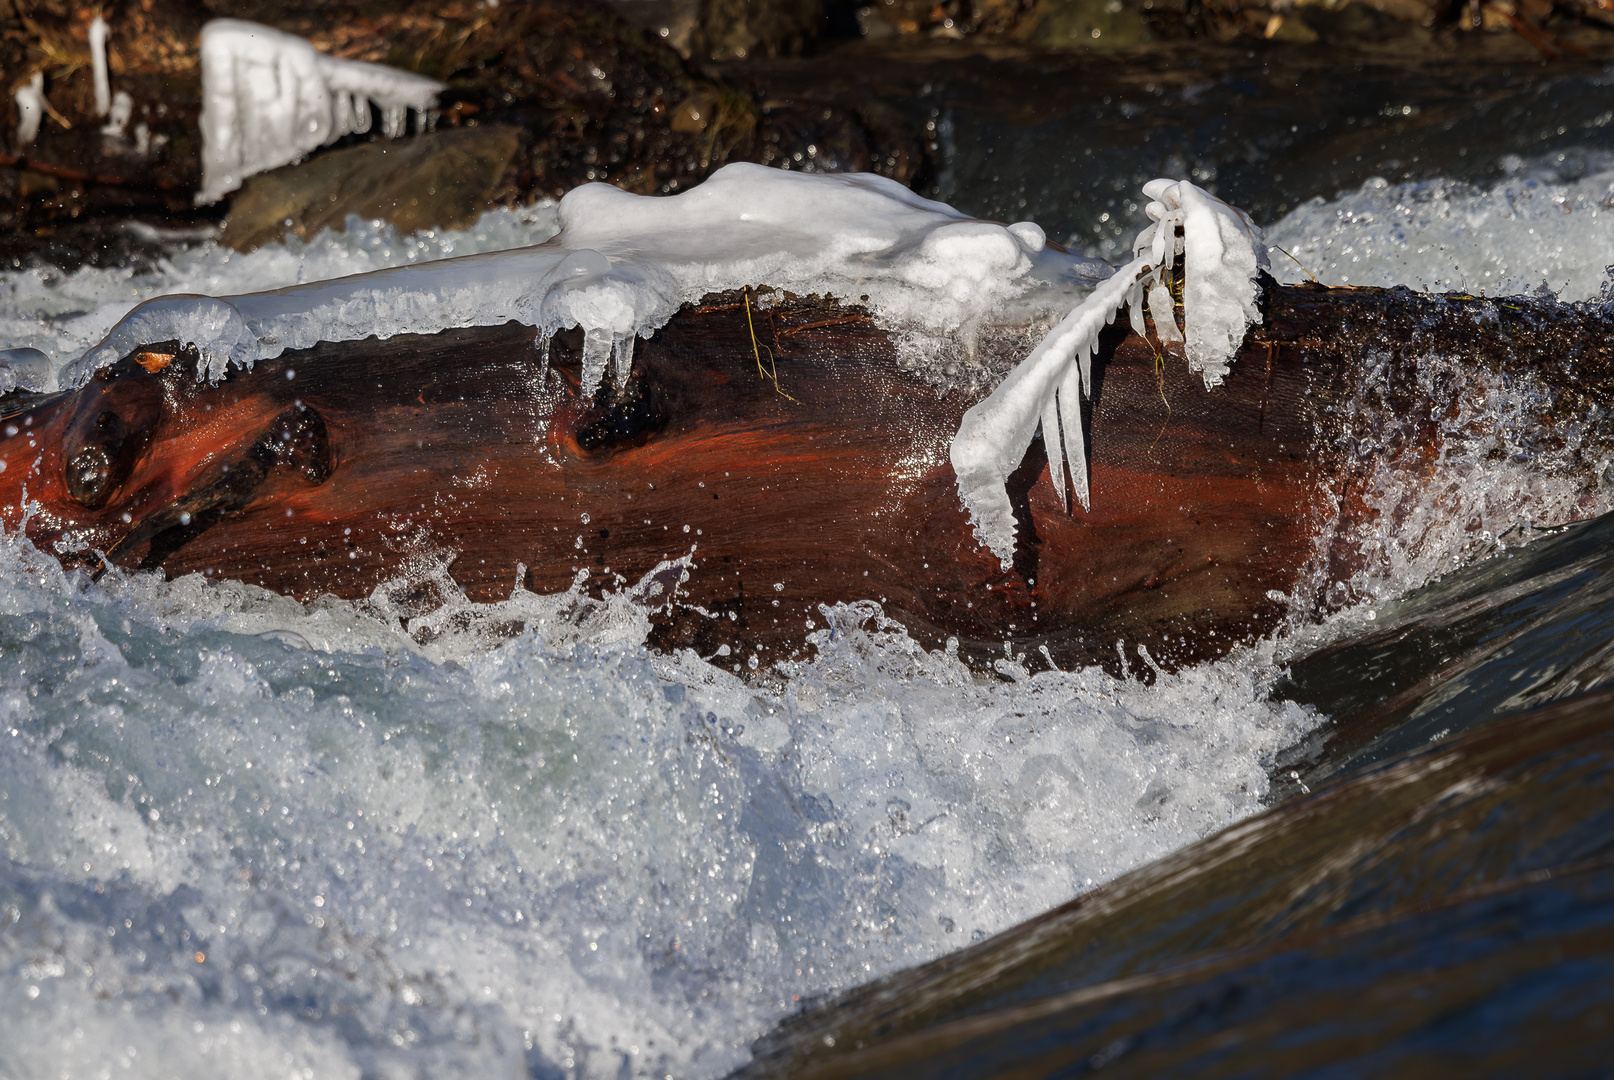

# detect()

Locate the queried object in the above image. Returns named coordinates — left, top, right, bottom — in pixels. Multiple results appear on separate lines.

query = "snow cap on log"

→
left=950, top=179, right=1268, bottom=568
left=196, top=19, right=444, bottom=205
left=68, top=164, right=1107, bottom=390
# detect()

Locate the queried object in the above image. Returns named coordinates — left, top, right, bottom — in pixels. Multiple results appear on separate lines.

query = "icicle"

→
left=381, top=103, right=408, bottom=139
left=1177, top=182, right=1267, bottom=385
left=13, top=72, right=44, bottom=146
left=1059, top=362, right=1089, bottom=511
left=1127, top=279, right=1147, bottom=339
left=1148, top=274, right=1182, bottom=343
left=950, top=178, right=1267, bottom=567
left=89, top=16, right=111, bottom=118
left=1040, top=397, right=1067, bottom=512
left=580, top=328, right=613, bottom=399
left=330, top=91, right=368, bottom=139
left=612, top=333, right=636, bottom=388
left=951, top=253, right=1152, bottom=565
left=196, top=19, right=442, bottom=204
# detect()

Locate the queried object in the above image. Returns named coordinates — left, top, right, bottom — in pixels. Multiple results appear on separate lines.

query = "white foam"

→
left=196, top=20, right=444, bottom=204
left=50, top=164, right=1108, bottom=391
left=1290, top=349, right=1614, bottom=622
left=1265, top=162, right=1614, bottom=299
left=1254, top=159, right=1614, bottom=612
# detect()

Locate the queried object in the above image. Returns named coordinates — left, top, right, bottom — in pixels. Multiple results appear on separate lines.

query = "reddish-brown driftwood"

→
left=2, top=280, right=1609, bottom=672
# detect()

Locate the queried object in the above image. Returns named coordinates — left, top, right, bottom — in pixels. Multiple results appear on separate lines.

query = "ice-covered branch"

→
left=950, top=179, right=1268, bottom=568
left=197, top=19, right=444, bottom=205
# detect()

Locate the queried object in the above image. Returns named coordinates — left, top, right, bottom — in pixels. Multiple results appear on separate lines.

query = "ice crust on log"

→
left=951, top=179, right=1268, bottom=567
left=0, top=348, right=51, bottom=395
left=67, top=163, right=1110, bottom=388
left=197, top=19, right=444, bottom=204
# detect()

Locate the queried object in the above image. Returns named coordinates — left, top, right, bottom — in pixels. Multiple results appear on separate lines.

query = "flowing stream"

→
left=3, top=47, right=1614, bottom=1080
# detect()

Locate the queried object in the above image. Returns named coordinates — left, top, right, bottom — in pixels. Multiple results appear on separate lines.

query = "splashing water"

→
left=1265, top=155, right=1614, bottom=299
left=0, top=532, right=1320, bottom=1079
left=2, top=157, right=1613, bottom=1078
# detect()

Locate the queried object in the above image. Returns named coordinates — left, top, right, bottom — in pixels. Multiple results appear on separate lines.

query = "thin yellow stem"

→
left=1274, top=244, right=1320, bottom=284
left=744, top=288, right=799, bottom=403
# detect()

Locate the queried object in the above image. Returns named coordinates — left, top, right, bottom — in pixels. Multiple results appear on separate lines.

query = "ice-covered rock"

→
left=951, top=179, right=1268, bottom=567
left=197, top=19, right=444, bottom=204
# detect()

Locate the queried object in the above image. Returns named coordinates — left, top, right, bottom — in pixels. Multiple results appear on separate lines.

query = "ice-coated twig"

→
left=196, top=19, right=444, bottom=204
left=13, top=72, right=45, bottom=147
left=950, top=178, right=1268, bottom=568
left=89, top=16, right=112, bottom=118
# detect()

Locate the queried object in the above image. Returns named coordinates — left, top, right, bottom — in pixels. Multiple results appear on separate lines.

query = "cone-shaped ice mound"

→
left=950, top=179, right=1268, bottom=568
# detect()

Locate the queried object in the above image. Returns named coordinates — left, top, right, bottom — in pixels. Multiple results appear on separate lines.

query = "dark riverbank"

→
left=8, top=0, right=1614, bottom=269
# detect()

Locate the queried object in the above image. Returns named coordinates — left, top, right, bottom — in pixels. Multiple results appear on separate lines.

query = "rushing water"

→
left=4, top=52, right=1614, bottom=1080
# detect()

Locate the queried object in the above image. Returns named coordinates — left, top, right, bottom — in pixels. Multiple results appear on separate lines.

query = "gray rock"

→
left=220, top=125, right=523, bottom=252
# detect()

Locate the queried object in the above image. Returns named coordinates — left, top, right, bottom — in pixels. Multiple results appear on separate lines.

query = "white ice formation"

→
left=101, top=90, right=133, bottom=138
left=0, top=347, right=52, bottom=395
left=89, top=15, right=112, bottom=118
left=13, top=72, right=44, bottom=147
left=196, top=19, right=444, bottom=205
left=63, top=163, right=1108, bottom=389
left=950, top=179, right=1268, bottom=567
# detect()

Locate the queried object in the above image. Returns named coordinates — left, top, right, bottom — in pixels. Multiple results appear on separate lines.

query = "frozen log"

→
left=2, top=277, right=1611, bottom=674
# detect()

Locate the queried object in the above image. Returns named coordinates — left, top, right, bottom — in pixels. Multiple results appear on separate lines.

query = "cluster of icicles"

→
left=196, top=20, right=444, bottom=203
left=950, top=179, right=1268, bottom=566
left=13, top=16, right=141, bottom=147
left=11, top=17, right=443, bottom=202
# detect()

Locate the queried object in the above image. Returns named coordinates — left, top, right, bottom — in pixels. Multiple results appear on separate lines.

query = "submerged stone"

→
left=220, top=125, right=525, bottom=252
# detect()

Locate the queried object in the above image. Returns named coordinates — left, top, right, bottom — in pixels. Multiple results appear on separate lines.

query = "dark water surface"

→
left=730, top=41, right=1614, bottom=249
